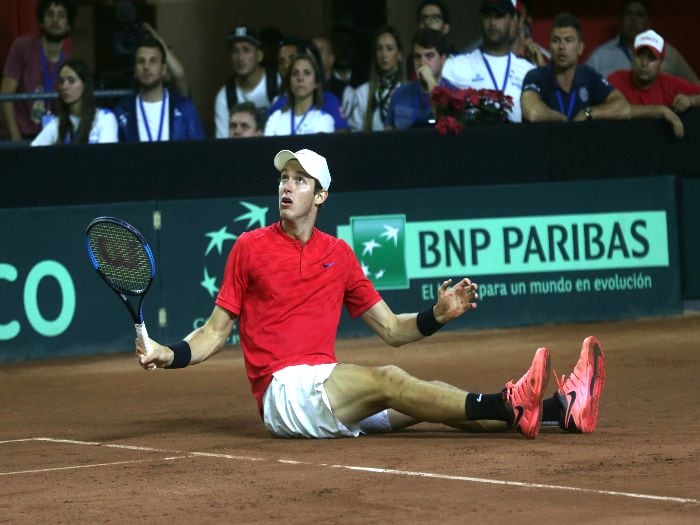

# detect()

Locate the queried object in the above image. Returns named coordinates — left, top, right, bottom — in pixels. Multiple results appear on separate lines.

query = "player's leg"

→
left=384, top=409, right=508, bottom=433
left=381, top=382, right=508, bottom=433
left=324, top=346, right=550, bottom=438
left=325, top=363, right=469, bottom=426
left=541, top=336, right=606, bottom=433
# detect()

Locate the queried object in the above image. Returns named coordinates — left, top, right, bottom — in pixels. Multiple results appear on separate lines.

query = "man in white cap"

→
left=134, top=148, right=605, bottom=441
left=609, top=29, right=700, bottom=138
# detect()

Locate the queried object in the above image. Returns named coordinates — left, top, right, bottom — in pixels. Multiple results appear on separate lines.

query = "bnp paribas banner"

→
left=327, top=177, right=680, bottom=332
left=0, top=177, right=681, bottom=362
left=157, top=176, right=680, bottom=343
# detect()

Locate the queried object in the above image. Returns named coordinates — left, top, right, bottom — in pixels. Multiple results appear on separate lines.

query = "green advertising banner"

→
left=0, top=203, right=158, bottom=362
left=326, top=178, right=680, bottom=331
left=155, top=176, right=680, bottom=343
left=339, top=211, right=668, bottom=280
left=0, top=177, right=681, bottom=362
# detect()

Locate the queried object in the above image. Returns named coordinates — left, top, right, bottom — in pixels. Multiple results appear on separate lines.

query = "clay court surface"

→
left=1, top=314, right=699, bottom=523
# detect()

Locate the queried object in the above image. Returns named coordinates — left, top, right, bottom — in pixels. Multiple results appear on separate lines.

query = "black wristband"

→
left=166, top=340, right=191, bottom=369
left=416, top=307, right=445, bottom=336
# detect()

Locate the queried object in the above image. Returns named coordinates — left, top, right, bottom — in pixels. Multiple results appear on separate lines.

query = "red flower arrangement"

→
left=430, top=86, right=514, bottom=135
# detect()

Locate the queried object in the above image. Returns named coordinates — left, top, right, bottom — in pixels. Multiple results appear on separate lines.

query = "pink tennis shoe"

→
left=554, top=336, right=606, bottom=433
left=504, top=346, right=551, bottom=439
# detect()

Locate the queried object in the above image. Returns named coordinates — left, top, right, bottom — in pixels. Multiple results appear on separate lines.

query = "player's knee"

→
left=374, top=365, right=411, bottom=395
left=431, top=380, right=458, bottom=391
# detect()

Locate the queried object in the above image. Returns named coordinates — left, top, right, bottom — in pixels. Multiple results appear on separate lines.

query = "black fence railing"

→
left=0, top=89, right=134, bottom=102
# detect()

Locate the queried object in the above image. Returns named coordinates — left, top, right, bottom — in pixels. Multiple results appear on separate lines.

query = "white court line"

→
left=330, top=465, right=698, bottom=505
left=0, top=456, right=188, bottom=477
left=31, top=438, right=264, bottom=462
left=189, top=451, right=265, bottom=462
left=4, top=437, right=698, bottom=505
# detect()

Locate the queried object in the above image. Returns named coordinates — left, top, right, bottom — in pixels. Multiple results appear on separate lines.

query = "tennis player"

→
left=137, top=148, right=605, bottom=439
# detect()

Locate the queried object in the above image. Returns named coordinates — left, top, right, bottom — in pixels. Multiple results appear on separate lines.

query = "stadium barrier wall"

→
left=0, top=177, right=680, bottom=362
left=1, top=109, right=698, bottom=298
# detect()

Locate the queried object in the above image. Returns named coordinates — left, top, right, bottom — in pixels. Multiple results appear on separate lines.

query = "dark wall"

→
left=1, top=110, right=699, bottom=297
left=1, top=109, right=699, bottom=209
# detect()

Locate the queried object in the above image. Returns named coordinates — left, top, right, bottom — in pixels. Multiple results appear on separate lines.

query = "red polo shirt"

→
left=608, top=69, right=700, bottom=106
left=216, top=222, right=381, bottom=412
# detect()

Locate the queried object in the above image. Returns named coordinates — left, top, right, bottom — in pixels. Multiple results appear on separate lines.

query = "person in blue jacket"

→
left=385, top=28, right=455, bottom=130
left=114, top=34, right=204, bottom=142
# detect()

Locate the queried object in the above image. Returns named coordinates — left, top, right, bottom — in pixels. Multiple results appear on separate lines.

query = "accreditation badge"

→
left=31, top=98, right=46, bottom=124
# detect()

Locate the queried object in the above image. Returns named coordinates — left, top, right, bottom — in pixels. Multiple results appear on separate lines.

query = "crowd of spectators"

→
left=1, top=0, right=699, bottom=146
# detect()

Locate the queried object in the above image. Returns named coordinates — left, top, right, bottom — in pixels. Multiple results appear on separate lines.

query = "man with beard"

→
left=441, top=0, right=535, bottom=122
left=1, top=0, right=75, bottom=141
left=520, top=13, right=629, bottom=123
left=114, top=34, right=203, bottom=142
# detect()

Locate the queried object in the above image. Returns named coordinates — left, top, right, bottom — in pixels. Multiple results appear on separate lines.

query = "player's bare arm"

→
left=137, top=305, right=237, bottom=369
left=1, top=76, right=22, bottom=141
left=521, top=90, right=567, bottom=123
left=573, top=89, right=630, bottom=121
left=672, top=93, right=700, bottom=113
left=361, top=278, right=478, bottom=347
left=524, top=39, right=547, bottom=67
left=629, top=104, right=684, bottom=138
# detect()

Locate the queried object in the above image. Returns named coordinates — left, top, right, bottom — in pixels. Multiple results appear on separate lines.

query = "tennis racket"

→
left=85, top=216, right=156, bottom=364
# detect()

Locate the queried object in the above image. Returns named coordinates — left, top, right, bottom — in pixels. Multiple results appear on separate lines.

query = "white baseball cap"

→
left=634, top=29, right=665, bottom=59
left=273, top=149, right=332, bottom=190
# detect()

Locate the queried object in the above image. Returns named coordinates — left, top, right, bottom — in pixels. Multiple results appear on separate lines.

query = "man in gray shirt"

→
left=586, top=0, right=697, bottom=82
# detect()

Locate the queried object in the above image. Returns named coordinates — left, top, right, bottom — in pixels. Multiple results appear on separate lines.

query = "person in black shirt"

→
left=520, top=13, right=629, bottom=123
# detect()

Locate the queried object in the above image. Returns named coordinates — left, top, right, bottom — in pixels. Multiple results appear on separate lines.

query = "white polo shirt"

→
left=263, top=107, right=334, bottom=136
left=442, top=49, right=535, bottom=123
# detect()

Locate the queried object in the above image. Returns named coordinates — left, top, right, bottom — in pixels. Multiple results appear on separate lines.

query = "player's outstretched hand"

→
left=433, top=277, right=479, bottom=324
left=135, top=338, right=173, bottom=371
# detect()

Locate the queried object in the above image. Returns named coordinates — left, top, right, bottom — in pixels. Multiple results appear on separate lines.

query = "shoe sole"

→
left=580, top=336, right=605, bottom=433
left=518, top=347, right=551, bottom=439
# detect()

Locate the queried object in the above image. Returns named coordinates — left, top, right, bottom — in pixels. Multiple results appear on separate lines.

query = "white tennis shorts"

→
left=262, top=363, right=361, bottom=438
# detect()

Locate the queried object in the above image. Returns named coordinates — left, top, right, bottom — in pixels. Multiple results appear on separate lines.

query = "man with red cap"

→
left=608, top=29, right=700, bottom=138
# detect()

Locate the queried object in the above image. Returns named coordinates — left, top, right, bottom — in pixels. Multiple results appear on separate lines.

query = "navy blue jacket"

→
left=114, top=89, right=204, bottom=142
left=522, top=64, right=614, bottom=121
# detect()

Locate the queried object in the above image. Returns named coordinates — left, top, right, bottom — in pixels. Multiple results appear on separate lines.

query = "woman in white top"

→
left=264, top=52, right=334, bottom=136
left=345, top=26, right=405, bottom=132
left=32, top=58, right=118, bottom=146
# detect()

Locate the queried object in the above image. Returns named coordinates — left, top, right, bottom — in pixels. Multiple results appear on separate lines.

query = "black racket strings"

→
left=88, top=222, right=153, bottom=295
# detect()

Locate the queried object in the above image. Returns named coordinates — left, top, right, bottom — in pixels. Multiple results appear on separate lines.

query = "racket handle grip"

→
left=134, top=322, right=153, bottom=355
